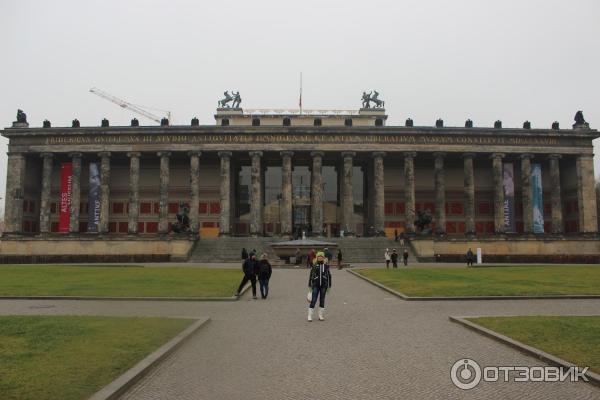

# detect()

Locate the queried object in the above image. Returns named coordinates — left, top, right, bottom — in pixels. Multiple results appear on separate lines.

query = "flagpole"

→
left=299, top=72, right=303, bottom=115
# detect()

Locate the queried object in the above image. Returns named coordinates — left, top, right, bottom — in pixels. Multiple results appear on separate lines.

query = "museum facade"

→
left=1, top=106, right=599, bottom=262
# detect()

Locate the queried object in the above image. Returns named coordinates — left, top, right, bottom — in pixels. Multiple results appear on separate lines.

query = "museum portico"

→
left=1, top=106, right=599, bottom=262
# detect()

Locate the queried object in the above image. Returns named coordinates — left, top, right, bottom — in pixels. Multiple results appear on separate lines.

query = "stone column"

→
left=576, top=154, right=598, bottom=233
left=548, top=154, right=563, bottom=234
left=491, top=153, right=505, bottom=234
left=4, top=152, right=26, bottom=234
left=189, top=151, right=201, bottom=235
left=310, top=151, right=324, bottom=236
left=520, top=154, right=533, bottom=234
left=39, top=153, right=53, bottom=234
left=434, top=152, right=446, bottom=234
left=218, top=151, right=232, bottom=236
left=462, top=153, right=475, bottom=235
left=98, top=152, right=111, bottom=234
left=341, top=152, right=356, bottom=236
left=127, top=152, right=141, bottom=234
left=157, top=151, right=171, bottom=234
left=249, top=151, right=263, bottom=236
left=404, top=152, right=417, bottom=234
left=280, top=151, right=293, bottom=237
left=69, top=152, right=82, bottom=233
left=372, top=152, right=386, bottom=235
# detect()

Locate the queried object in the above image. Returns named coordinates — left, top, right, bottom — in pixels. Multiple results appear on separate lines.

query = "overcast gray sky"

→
left=1, top=0, right=599, bottom=214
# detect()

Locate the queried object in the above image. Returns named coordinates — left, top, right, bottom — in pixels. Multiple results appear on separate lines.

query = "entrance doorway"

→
left=293, top=206, right=310, bottom=238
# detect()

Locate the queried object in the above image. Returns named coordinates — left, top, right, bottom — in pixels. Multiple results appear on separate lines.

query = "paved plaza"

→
left=1, top=268, right=599, bottom=399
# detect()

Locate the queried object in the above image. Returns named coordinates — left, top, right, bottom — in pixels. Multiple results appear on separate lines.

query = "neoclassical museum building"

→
left=1, top=102, right=599, bottom=263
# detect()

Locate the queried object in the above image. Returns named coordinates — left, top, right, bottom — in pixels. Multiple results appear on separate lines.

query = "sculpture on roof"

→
left=574, top=111, right=586, bottom=125
left=16, top=109, right=27, bottom=123
left=218, top=91, right=233, bottom=108
left=361, top=90, right=385, bottom=109
left=231, top=91, right=242, bottom=108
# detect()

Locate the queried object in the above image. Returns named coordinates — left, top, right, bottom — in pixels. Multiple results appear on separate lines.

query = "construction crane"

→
left=89, top=87, right=172, bottom=123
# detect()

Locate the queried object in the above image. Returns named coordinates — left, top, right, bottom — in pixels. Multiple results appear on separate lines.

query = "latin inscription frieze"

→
left=42, top=133, right=562, bottom=147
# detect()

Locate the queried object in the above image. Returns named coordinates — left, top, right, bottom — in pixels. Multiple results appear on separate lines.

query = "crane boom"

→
left=89, top=87, right=170, bottom=123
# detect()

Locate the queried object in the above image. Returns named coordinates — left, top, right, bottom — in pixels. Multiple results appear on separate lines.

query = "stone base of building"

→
left=413, top=235, right=600, bottom=264
left=0, top=236, right=194, bottom=264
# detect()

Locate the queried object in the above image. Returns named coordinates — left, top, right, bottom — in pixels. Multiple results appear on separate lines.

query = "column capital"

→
left=310, top=151, right=325, bottom=158
left=188, top=150, right=202, bottom=157
left=280, top=151, right=294, bottom=158
left=157, top=151, right=171, bottom=158
left=520, top=153, right=534, bottom=160
left=40, top=152, right=54, bottom=159
left=490, top=152, right=505, bottom=159
left=69, top=152, right=83, bottom=159
left=404, top=151, right=417, bottom=159
left=218, top=151, right=232, bottom=158
left=433, top=152, right=446, bottom=159
left=127, top=151, right=141, bottom=158
left=98, top=151, right=111, bottom=158
left=462, top=152, right=476, bottom=159
left=577, top=153, right=594, bottom=160
left=371, top=151, right=385, bottom=158
left=342, top=151, right=356, bottom=158
left=548, top=153, right=562, bottom=160
left=7, top=151, right=25, bottom=157
left=249, top=151, right=263, bottom=158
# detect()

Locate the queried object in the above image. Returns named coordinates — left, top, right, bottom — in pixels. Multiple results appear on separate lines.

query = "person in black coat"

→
left=241, top=247, right=248, bottom=261
left=236, top=253, right=258, bottom=299
left=466, top=248, right=474, bottom=267
left=307, top=252, right=332, bottom=321
left=258, top=253, right=272, bottom=299
left=390, top=249, right=399, bottom=268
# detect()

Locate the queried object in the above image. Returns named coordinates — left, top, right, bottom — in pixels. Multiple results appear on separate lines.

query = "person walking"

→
left=236, top=253, right=258, bottom=299
left=466, top=248, right=474, bottom=267
left=337, top=249, right=343, bottom=270
left=384, top=248, right=391, bottom=269
left=390, top=249, right=398, bottom=268
left=394, top=229, right=399, bottom=242
left=258, top=253, right=272, bottom=299
left=241, top=247, right=248, bottom=261
left=307, top=251, right=332, bottom=322
left=402, top=248, right=409, bottom=266
left=399, top=232, right=405, bottom=247
left=324, top=247, right=333, bottom=263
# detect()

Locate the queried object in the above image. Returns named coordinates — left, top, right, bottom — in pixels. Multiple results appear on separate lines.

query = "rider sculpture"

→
left=218, top=90, right=242, bottom=108
left=361, top=90, right=385, bottom=109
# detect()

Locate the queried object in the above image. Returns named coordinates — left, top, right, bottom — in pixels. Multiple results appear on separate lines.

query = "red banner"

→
left=59, top=163, right=73, bottom=233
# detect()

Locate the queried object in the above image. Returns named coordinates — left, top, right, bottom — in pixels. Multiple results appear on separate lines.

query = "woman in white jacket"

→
left=384, top=248, right=391, bottom=269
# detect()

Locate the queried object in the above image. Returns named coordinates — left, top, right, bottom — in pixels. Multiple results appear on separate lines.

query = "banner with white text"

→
left=503, top=163, right=516, bottom=232
left=531, top=163, right=545, bottom=233
left=59, top=163, right=73, bottom=233
left=87, top=163, right=100, bottom=233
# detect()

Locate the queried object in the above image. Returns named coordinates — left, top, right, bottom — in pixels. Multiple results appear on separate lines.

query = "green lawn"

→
left=467, top=316, right=600, bottom=374
left=0, top=265, right=242, bottom=297
left=0, top=315, right=193, bottom=400
left=356, top=265, right=600, bottom=297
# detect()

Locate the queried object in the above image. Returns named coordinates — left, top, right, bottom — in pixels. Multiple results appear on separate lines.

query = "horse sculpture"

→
left=361, top=91, right=385, bottom=109
left=218, top=90, right=242, bottom=108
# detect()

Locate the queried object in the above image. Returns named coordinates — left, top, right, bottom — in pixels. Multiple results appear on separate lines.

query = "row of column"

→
left=3, top=150, right=598, bottom=235
left=217, top=150, right=386, bottom=237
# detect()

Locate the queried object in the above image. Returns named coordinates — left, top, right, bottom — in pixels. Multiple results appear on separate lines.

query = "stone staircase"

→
left=188, top=236, right=415, bottom=264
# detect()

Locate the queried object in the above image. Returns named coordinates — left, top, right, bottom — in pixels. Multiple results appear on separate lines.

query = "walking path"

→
left=1, top=269, right=599, bottom=399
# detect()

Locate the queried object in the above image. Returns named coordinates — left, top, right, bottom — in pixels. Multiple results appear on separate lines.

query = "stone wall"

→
left=0, top=237, right=194, bottom=263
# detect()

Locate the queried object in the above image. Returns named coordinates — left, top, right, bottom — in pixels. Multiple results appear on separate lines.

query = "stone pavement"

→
left=1, top=270, right=599, bottom=399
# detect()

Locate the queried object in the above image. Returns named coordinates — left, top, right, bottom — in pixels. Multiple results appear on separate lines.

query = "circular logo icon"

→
left=451, top=358, right=482, bottom=390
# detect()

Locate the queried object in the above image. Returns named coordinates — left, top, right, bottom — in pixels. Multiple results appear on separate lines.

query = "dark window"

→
left=221, top=118, right=229, bottom=126
left=252, top=118, right=260, bottom=126
left=344, top=118, right=353, bottom=127
left=283, top=118, right=291, bottom=126
left=314, top=118, right=322, bottom=126
left=375, top=118, right=383, bottom=127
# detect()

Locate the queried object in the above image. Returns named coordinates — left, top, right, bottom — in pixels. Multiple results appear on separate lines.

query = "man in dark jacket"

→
left=466, top=248, right=474, bottom=267
left=241, top=247, right=248, bottom=261
left=236, top=253, right=258, bottom=299
left=402, top=248, right=409, bottom=266
left=390, top=249, right=399, bottom=268
left=258, top=253, right=272, bottom=299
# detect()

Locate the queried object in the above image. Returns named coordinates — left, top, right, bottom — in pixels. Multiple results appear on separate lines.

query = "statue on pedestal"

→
left=573, top=111, right=590, bottom=129
left=16, top=109, right=27, bottom=123
left=231, top=91, right=242, bottom=108
left=361, top=91, right=385, bottom=108
left=218, top=91, right=234, bottom=108
left=414, top=209, right=433, bottom=235
left=172, top=202, right=190, bottom=233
